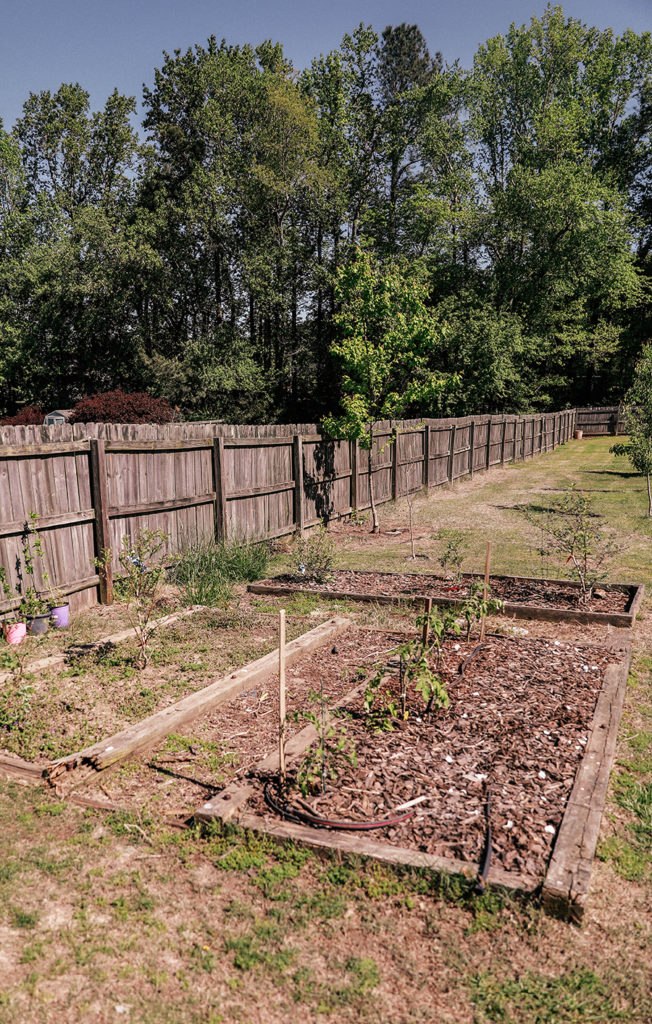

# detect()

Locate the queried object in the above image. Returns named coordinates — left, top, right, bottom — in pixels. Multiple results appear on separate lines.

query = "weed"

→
left=172, top=536, right=269, bottom=606
left=471, top=966, right=630, bottom=1023
left=9, top=906, right=39, bottom=928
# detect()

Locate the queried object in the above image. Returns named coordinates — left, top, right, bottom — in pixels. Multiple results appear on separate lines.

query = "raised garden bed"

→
left=196, top=632, right=631, bottom=921
left=64, top=625, right=404, bottom=813
left=249, top=569, right=644, bottom=627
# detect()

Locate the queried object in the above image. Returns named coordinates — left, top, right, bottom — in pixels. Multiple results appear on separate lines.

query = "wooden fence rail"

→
left=0, top=410, right=575, bottom=614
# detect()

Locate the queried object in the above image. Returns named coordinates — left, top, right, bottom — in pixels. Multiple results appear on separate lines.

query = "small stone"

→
left=545, top=825, right=556, bottom=834
left=538, top=770, right=546, bottom=779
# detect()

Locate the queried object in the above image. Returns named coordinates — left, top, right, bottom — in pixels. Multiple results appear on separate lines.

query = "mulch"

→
left=247, top=634, right=619, bottom=880
left=76, top=627, right=406, bottom=814
left=258, top=569, right=629, bottom=613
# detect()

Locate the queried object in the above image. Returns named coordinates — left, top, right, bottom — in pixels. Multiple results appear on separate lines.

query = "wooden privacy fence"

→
left=575, top=406, right=626, bottom=436
left=0, top=410, right=575, bottom=614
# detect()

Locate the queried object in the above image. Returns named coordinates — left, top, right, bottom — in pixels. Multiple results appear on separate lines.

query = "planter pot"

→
left=50, top=603, right=70, bottom=629
left=573, top=429, right=583, bottom=440
left=26, top=612, right=50, bottom=636
left=4, top=622, right=26, bottom=645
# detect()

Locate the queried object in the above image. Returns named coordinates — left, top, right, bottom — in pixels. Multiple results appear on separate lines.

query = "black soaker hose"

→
left=264, top=780, right=415, bottom=832
left=474, top=787, right=492, bottom=894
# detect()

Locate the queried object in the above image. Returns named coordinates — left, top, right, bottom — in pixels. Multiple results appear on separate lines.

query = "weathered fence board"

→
left=575, top=406, right=625, bottom=436
left=0, top=411, right=574, bottom=612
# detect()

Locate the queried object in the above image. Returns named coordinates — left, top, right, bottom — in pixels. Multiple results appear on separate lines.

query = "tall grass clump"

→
left=172, top=536, right=269, bottom=606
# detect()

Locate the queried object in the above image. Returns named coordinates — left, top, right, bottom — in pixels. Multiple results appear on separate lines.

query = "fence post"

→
left=513, top=418, right=518, bottom=462
left=392, top=428, right=399, bottom=500
left=469, top=420, right=475, bottom=478
left=293, top=434, right=304, bottom=534
left=500, top=418, right=507, bottom=465
left=350, top=439, right=359, bottom=511
left=485, top=420, right=491, bottom=470
left=448, top=423, right=456, bottom=482
left=552, top=415, right=557, bottom=450
left=212, top=438, right=227, bottom=542
left=539, top=416, right=544, bottom=454
left=423, top=424, right=431, bottom=489
left=89, top=438, right=113, bottom=605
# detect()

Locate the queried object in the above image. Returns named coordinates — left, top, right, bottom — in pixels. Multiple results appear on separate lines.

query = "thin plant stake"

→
left=422, top=597, right=433, bottom=646
left=480, top=541, right=492, bottom=641
left=278, top=609, right=286, bottom=787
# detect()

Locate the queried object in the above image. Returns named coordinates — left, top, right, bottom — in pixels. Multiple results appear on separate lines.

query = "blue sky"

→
left=1, top=0, right=650, bottom=130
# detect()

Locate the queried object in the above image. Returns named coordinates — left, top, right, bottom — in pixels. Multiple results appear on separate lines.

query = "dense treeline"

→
left=0, top=5, right=650, bottom=421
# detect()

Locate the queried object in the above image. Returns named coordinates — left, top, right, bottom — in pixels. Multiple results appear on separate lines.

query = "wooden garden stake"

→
left=422, top=597, right=433, bottom=646
left=279, top=609, right=287, bottom=786
left=480, top=542, right=492, bottom=641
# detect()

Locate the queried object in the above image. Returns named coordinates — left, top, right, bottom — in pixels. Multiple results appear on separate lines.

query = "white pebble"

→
left=444, top=755, right=453, bottom=763
left=538, top=770, right=546, bottom=779
left=504, top=820, right=514, bottom=829
left=453, top=643, right=460, bottom=651
left=544, top=825, right=556, bottom=834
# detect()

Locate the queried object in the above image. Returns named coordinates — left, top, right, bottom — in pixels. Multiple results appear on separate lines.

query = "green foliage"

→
left=0, top=11, right=651, bottom=419
left=291, top=689, right=357, bottom=796
left=611, top=343, right=652, bottom=515
left=522, top=488, right=619, bottom=604
left=171, top=536, right=269, bottom=607
left=113, top=529, right=169, bottom=668
left=471, top=966, right=629, bottom=1023
left=294, top=525, right=335, bottom=582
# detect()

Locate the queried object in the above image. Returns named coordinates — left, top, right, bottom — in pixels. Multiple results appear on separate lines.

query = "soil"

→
left=257, top=569, right=631, bottom=614
left=245, top=634, right=621, bottom=881
left=72, top=626, right=406, bottom=815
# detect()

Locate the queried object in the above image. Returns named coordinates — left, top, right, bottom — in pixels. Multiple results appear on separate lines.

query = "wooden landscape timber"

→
left=0, top=752, right=46, bottom=786
left=194, top=638, right=632, bottom=919
left=0, top=605, right=205, bottom=686
left=248, top=571, right=645, bottom=628
left=0, top=411, right=575, bottom=614
left=45, top=615, right=350, bottom=792
left=542, top=640, right=633, bottom=922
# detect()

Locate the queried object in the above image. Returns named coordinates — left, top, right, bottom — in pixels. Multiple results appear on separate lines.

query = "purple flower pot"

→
left=50, top=603, right=70, bottom=629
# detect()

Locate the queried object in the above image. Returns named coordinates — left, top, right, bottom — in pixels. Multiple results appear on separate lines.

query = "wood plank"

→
left=232, top=812, right=538, bottom=895
left=0, top=508, right=95, bottom=538
left=105, top=440, right=212, bottom=452
left=46, top=616, right=351, bottom=789
left=0, top=441, right=90, bottom=458
left=107, top=493, right=215, bottom=518
left=0, top=752, right=46, bottom=785
left=542, top=646, right=632, bottom=921
left=350, top=440, right=359, bottom=510
left=227, top=479, right=295, bottom=501
left=213, top=438, right=227, bottom=542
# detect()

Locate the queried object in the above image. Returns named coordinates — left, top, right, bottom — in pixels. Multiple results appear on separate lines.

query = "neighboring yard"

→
left=0, top=437, right=650, bottom=1024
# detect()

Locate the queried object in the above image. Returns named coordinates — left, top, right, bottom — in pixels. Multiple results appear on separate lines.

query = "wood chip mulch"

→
left=249, top=635, right=620, bottom=880
left=260, top=569, right=629, bottom=613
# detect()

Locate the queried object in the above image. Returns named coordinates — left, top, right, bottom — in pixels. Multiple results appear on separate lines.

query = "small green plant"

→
left=435, top=529, right=467, bottom=583
left=294, top=524, right=335, bottom=583
left=461, top=581, right=503, bottom=640
left=291, top=687, right=357, bottom=796
left=522, top=488, right=620, bottom=605
left=113, top=529, right=169, bottom=668
left=17, top=513, right=50, bottom=616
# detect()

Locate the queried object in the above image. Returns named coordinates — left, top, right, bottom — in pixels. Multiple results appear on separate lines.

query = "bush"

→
left=294, top=524, right=335, bottom=582
left=0, top=405, right=43, bottom=426
left=172, top=537, right=270, bottom=607
left=69, top=390, right=175, bottom=424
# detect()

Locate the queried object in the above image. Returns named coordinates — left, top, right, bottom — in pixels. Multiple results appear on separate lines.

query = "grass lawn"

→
left=0, top=437, right=650, bottom=1023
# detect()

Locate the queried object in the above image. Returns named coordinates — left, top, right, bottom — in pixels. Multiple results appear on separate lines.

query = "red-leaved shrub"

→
left=69, top=391, right=175, bottom=424
left=0, top=405, right=44, bottom=425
